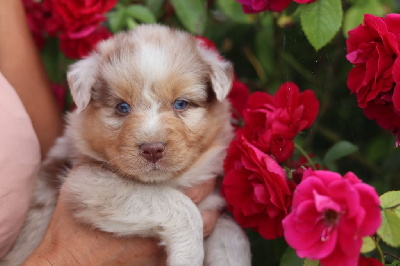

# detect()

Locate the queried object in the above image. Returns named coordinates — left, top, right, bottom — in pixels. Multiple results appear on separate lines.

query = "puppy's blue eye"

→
left=116, top=102, right=131, bottom=114
left=174, top=100, right=188, bottom=110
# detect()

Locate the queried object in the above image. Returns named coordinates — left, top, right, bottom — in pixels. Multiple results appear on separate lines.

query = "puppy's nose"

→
left=139, top=142, right=165, bottom=163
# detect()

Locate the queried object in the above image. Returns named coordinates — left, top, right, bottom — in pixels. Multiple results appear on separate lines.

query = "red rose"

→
left=347, top=14, right=400, bottom=108
left=346, top=14, right=400, bottom=145
left=60, top=26, right=112, bottom=59
left=292, top=0, right=318, bottom=3
left=52, top=0, right=117, bottom=38
left=51, top=83, right=67, bottom=111
left=358, top=256, right=383, bottom=266
left=42, top=0, right=63, bottom=36
left=229, top=78, right=250, bottom=128
left=242, top=82, right=319, bottom=162
left=235, top=0, right=291, bottom=13
left=196, top=36, right=218, bottom=52
left=287, top=155, right=327, bottom=184
left=362, top=92, right=400, bottom=147
left=222, top=135, right=295, bottom=239
left=23, top=0, right=62, bottom=48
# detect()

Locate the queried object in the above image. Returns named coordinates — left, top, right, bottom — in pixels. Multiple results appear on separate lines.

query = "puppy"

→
left=0, top=25, right=251, bottom=266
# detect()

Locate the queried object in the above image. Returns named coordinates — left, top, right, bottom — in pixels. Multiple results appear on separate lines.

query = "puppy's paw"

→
left=204, top=214, right=251, bottom=266
left=163, top=213, right=204, bottom=266
left=167, top=250, right=204, bottom=266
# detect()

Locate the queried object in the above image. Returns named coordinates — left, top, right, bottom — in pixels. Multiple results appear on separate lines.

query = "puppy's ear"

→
left=196, top=40, right=234, bottom=101
left=67, top=53, right=99, bottom=112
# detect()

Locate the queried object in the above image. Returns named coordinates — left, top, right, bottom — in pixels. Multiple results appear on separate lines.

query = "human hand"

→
left=182, top=177, right=221, bottom=237
left=23, top=178, right=220, bottom=265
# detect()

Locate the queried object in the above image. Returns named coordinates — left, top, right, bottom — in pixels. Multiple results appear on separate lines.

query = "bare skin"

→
left=0, top=0, right=63, bottom=158
left=23, top=178, right=219, bottom=265
left=1, top=1, right=220, bottom=264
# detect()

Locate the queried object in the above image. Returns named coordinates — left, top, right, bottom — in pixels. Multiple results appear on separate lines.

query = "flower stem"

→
left=383, top=251, right=400, bottom=261
left=243, top=46, right=266, bottom=82
left=372, top=236, right=385, bottom=264
left=294, top=142, right=316, bottom=170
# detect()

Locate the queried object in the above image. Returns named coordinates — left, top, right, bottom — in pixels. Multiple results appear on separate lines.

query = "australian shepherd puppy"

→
left=1, top=24, right=251, bottom=266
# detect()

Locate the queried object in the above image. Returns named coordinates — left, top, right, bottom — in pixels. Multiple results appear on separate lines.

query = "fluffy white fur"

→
left=0, top=25, right=251, bottom=266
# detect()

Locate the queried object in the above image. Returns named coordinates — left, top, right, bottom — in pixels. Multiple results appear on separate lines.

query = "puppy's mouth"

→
left=107, top=142, right=186, bottom=182
left=147, top=163, right=162, bottom=171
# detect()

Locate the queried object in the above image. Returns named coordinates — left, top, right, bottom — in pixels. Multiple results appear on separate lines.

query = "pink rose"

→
left=346, top=14, right=400, bottom=145
left=242, top=82, right=319, bottom=163
left=235, top=0, right=291, bottom=13
left=60, top=26, right=112, bottom=59
left=282, top=170, right=381, bottom=266
left=222, top=136, right=295, bottom=240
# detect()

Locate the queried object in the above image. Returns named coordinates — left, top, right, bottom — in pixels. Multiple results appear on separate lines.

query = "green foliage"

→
left=378, top=191, right=400, bottom=247
left=108, top=8, right=125, bottom=33
left=144, top=0, right=164, bottom=15
left=342, top=0, right=385, bottom=37
left=255, top=14, right=275, bottom=80
left=300, top=0, right=343, bottom=51
left=303, top=259, right=320, bottom=266
left=125, top=5, right=156, bottom=24
left=361, top=236, right=376, bottom=253
left=38, top=0, right=400, bottom=264
left=216, top=0, right=253, bottom=24
left=280, top=247, right=303, bottom=266
left=391, top=259, right=400, bottom=265
left=108, top=4, right=155, bottom=33
left=323, top=140, right=358, bottom=167
left=170, top=0, right=207, bottom=34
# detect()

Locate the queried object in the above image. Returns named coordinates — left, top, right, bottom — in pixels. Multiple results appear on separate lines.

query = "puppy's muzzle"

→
left=139, top=142, right=165, bottom=163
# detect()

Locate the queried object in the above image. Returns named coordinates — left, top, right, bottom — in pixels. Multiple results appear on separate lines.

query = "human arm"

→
left=0, top=0, right=63, bottom=158
left=23, top=178, right=220, bottom=265
left=23, top=188, right=167, bottom=266
left=0, top=0, right=63, bottom=257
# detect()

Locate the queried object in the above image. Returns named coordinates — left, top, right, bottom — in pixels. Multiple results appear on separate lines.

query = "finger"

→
left=183, top=178, right=217, bottom=204
left=201, top=209, right=220, bottom=237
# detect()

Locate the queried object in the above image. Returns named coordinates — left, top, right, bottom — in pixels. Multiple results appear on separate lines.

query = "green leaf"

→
left=126, top=17, right=138, bottom=29
left=323, top=140, right=358, bottom=164
left=300, top=0, right=343, bottom=51
left=255, top=14, right=275, bottom=78
left=108, top=9, right=126, bottom=33
left=342, top=0, right=384, bottom=37
left=378, top=208, right=400, bottom=247
left=144, top=0, right=164, bottom=14
left=280, top=247, right=304, bottom=266
left=216, top=0, right=252, bottom=24
left=377, top=191, right=400, bottom=247
left=126, top=5, right=156, bottom=23
left=361, top=236, right=376, bottom=253
left=380, top=191, right=400, bottom=210
left=170, top=0, right=207, bottom=34
left=304, top=259, right=320, bottom=266
left=391, top=259, right=400, bottom=265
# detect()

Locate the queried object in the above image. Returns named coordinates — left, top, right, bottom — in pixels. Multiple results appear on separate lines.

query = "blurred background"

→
left=26, top=0, right=400, bottom=264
